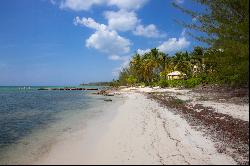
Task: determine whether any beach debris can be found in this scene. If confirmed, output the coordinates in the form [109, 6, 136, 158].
[148, 92, 249, 165]
[104, 98, 112, 101]
[104, 94, 115, 96]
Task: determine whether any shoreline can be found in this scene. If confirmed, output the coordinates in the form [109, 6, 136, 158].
[0, 91, 124, 165]
[31, 86, 248, 164]
[32, 93, 125, 165]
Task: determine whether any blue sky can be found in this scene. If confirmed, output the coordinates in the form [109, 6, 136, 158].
[0, 0, 204, 86]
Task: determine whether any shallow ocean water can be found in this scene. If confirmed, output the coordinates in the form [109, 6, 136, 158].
[0, 86, 116, 164]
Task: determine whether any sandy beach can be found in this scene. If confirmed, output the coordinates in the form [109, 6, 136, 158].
[32, 87, 249, 165]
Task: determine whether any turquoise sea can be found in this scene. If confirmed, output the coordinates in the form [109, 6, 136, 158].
[0, 86, 115, 164]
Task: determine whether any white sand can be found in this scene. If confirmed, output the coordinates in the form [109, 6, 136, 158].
[191, 100, 249, 121]
[34, 92, 236, 165]
[122, 87, 249, 121]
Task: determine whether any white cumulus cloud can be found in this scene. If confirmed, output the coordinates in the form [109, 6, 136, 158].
[104, 10, 139, 31]
[86, 30, 131, 55]
[157, 37, 190, 53]
[107, 0, 148, 10]
[133, 24, 166, 38]
[108, 54, 129, 61]
[108, 55, 122, 60]
[74, 17, 107, 30]
[104, 9, 165, 38]
[137, 48, 151, 55]
[59, 1, 165, 39]
[59, 0, 148, 11]
[74, 17, 131, 56]
[60, 0, 105, 11]
[136, 29, 190, 55]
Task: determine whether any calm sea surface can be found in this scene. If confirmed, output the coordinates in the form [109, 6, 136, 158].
[0, 86, 111, 164]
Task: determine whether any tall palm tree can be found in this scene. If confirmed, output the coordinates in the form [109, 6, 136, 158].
[158, 52, 168, 80]
[190, 46, 205, 75]
[171, 52, 192, 77]
[130, 53, 143, 82]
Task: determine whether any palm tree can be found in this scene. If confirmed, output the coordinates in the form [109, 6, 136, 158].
[130, 53, 143, 82]
[141, 58, 154, 84]
[170, 51, 192, 77]
[190, 46, 205, 75]
[158, 52, 168, 80]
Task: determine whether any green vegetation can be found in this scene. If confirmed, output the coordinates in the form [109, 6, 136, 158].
[113, 0, 249, 88]
[173, 0, 249, 86]
[158, 77, 203, 88]
[114, 47, 225, 88]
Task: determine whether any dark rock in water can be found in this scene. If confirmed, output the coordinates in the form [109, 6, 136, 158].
[77, 88, 85, 90]
[38, 87, 88, 91]
[86, 88, 98, 90]
[104, 94, 115, 96]
[38, 88, 49, 90]
[104, 99, 112, 102]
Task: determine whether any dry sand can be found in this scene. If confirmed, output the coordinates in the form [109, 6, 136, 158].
[34, 90, 238, 165]
[121, 87, 249, 121]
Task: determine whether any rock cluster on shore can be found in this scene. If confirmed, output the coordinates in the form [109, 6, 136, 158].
[93, 89, 116, 96]
[93, 89, 119, 102]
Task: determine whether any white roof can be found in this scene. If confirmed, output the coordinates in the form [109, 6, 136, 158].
[167, 71, 186, 76]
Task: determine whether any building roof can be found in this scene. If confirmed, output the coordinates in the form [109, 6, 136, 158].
[167, 71, 186, 76]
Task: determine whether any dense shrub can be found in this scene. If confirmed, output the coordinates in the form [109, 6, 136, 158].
[158, 77, 204, 88]
[158, 79, 185, 88]
[159, 79, 169, 87]
[138, 82, 146, 87]
[126, 76, 137, 85]
[184, 77, 203, 88]
[168, 80, 186, 87]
